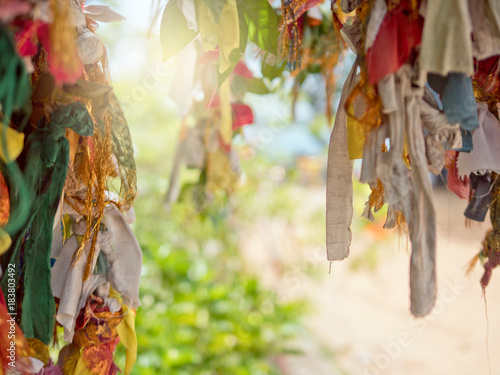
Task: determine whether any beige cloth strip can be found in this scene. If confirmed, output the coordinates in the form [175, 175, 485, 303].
[419, 0, 473, 76]
[469, 0, 500, 60]
[326, 60, 358, 261]
[359, 66, 437, 317]
[401, 70, 437, 317]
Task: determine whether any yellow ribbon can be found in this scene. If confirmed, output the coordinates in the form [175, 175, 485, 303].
[219, 79, 232, 145]
[116, 306, 137, 375]
[27, 338, 50, 366]
[0, 229, 11, 256]
[218, 0, 239, 73]
[346, 116, 365, 160]
[107, 287, 137, 375]
[0, 127, 24, 162]
[60, 345, 90, 375]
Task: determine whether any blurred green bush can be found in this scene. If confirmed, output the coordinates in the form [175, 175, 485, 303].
[122, 186, 304, 375]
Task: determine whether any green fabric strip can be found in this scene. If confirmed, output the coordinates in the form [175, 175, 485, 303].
[1, 102, 94, 344]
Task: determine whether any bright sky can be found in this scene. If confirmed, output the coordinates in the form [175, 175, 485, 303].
[85, 0, 163, 79]
[86, 0, 156, 32]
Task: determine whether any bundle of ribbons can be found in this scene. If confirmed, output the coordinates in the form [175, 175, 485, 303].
[0, 0, 140, 374]
[323, 0, 500, 316]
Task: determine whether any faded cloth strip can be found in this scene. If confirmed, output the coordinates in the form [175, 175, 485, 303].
[457, 103, 500, 178]
[52, 199, 142, 342]
[419, 0, 473, 76]
[364, 0, 387, 52]
[469, 0, 500, 60]
[419, 92, 462, 175]
[402, 69, 437, 317]
[326, 59, 358, 261]
[373, 67, 437, 316]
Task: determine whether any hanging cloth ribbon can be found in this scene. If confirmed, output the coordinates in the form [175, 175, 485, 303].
[1, 102, 94, 344]
[419, 0, 473, 76]
[326, 59, 358, 261]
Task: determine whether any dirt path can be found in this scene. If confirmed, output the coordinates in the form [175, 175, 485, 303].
[240, 185, 499, 375]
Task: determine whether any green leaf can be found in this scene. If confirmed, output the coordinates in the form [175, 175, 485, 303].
[261, 59, 285, 81]
[232, 75, 270, 99]
[237, 0, 279, 55]
[246, 77, 270, 95]
[160, 0, 199, 61]
[201, 0, 226, 23]
[216, 7, 248, 86]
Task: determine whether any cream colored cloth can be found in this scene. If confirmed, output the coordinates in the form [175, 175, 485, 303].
[359, 121, 388, 222]
[419, 89, 462, 175]
[102, 204, 142, 309]
[362, 66, 437, 317]
[457, 103, 500, 177]
[485, 0, 500, 32]
[420, 0, 473, 75]
[326, 60, 358, 261]
[76, 4, 125, 65]
[359, 123, 387, 185]
[469, 0, 500, 60]
[51, 221, 106, 342]
[340, 19, 362, 54]
[51, 202, 142, 342]
[365, 0, 387, 52]
[403, 70, 437, 317]
[375, 74, 412, 213]
[76, 27, 104, 65]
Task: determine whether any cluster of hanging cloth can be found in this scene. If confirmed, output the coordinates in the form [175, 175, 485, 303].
[0, 1, 140, 374]
[325, 0, 500, 317]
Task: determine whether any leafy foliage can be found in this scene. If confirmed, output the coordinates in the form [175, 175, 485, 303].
[201, 0, 226, 23]
[160, 0, 279, 85]
[160, 0, 198, 61]
[237, 0, 279, 55]
[125, 186, 304, 374]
